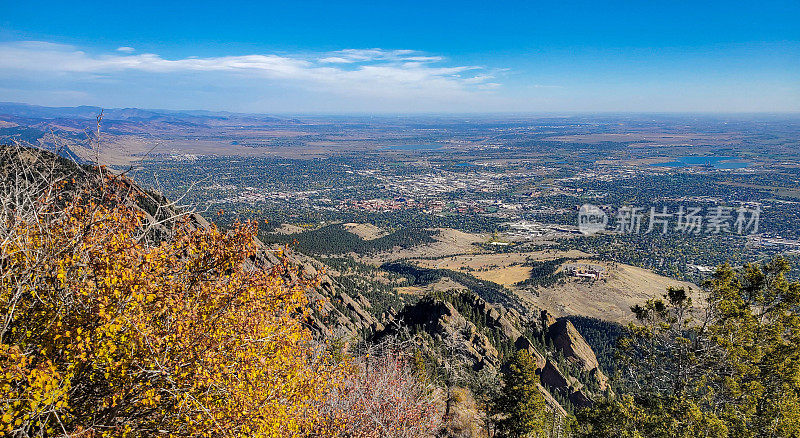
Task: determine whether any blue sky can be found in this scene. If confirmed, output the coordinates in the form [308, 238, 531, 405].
[1, 0, 798, 113]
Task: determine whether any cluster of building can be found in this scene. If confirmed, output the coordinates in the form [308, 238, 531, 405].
[340, 197, 500, 214]
[369, 170, 510, 199]
[343, 198, 421, 212]
[563, 263, 606, 281]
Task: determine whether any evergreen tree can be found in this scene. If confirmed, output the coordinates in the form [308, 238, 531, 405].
[495, 350, 549, 437]
[576, 257, 800, 438]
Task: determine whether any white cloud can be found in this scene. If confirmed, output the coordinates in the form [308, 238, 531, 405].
[317, 49, 444, 65]
[325, 48, 415, 62]
[317, 56, 355, 64]
[0, 41, 498, 101]
[116, 46, 135, 53]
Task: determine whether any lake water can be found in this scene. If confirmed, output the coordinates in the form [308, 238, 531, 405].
[651, 156, 752, 170]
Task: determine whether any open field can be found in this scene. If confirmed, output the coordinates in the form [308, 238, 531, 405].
[400, 244, 700, 323]
[471, 266, 533, 286]
[524, 262, 700, 323]
[273, 223, 309, 234]
[357, 228, 487, 264]
[396, 277, 468, 296]
[410, 250, 592, 286]
[377, 231, 699, 323]
[411, 250, 592, 270]
[343, 223, 387, 240]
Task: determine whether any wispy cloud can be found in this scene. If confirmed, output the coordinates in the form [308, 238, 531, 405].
[317, 49, 443, 64]
[0, 41, 500, 104]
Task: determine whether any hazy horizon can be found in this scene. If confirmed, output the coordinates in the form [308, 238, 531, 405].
[3, 101, 800, 119]
[1, 1, 798, 113]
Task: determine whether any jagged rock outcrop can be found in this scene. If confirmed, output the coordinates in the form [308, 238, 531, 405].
[568, 389, 593, 408]
[376, 298, 502, 370]
[540, 359, 595, 409]
[545, 315, 608, 390]
[459, 293, 545, 368]
[589, 368, 609, 392]
[540, 309, 557, 330]
[540, 359, 570, 390]
[548, 319, 600, 371]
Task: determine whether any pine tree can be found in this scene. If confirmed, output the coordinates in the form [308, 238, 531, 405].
[576, 258, 800, 438]
[495, 350, 549, 437]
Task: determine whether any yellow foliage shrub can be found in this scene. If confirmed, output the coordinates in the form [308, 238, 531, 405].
[0, 181, 343, 437]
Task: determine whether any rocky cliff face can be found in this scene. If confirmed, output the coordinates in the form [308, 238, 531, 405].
[375, 297, 501, 370]
[370, 291, 616, 417]
[548, 319, 601, 371]
[273, 249, 386, 337]
[249, 245, 611, 416]
[546, 318, 609, 391]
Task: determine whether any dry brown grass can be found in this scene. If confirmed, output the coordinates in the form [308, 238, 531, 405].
[521, 262, 700, 323]
[343, 222, 387, 240]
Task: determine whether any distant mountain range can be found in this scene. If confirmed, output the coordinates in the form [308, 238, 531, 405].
[0, 101, 294, 123]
